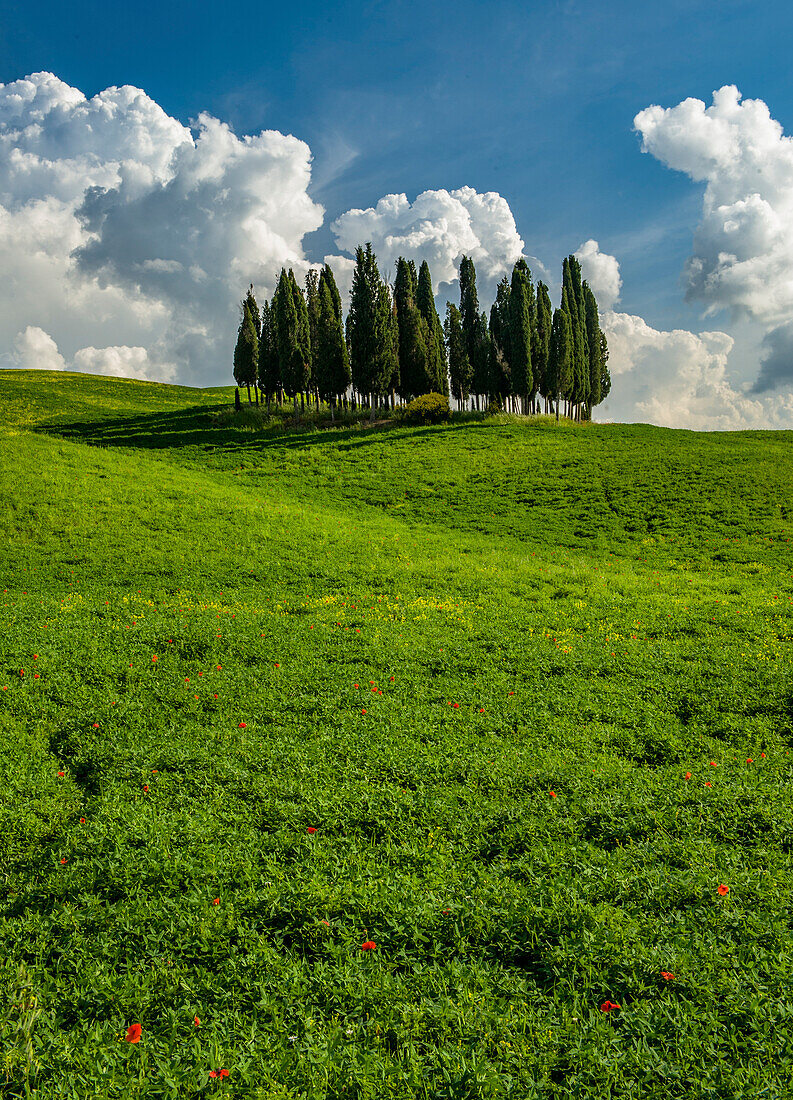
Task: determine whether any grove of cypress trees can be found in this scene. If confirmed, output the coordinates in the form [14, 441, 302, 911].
[508, 260, 532, 414]
[548, 306, 573, 421]
[416, 260, 448, 395]
[445, 302, 472, 408]
[233, 299, 259, 403]
[315, 265, 351, 419]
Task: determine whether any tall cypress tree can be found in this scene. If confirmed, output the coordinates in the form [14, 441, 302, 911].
[394, 256, 429, 400]
[315, 267, 351, 419]
[600, 331, 611, 404]
[548, 306, 573, 421]
[444, 302, 472, 407]
[488, 277, 512, 406]
[233, 299, 259, 403]
[258, 298, 280, 407]
[348, 243, 397, 419]
[245, 285, 261, 339]
[535, 282, 553, 413]
[416, 260, 447, 395]
[287, 270, 311, 411]
[508, 259, 532, 413]
[459, 256, 488, 408]
[582, 281, 603, 417]
[272, 268, 298, 403]
[305, 269, 321, 401]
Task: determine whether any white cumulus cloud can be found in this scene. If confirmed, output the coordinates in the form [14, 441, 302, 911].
[0, 72, 324, 384]
[634, 86, 793, 393]
[329, 187, 526, 300]
[574, 239, 622, 309]
[12, 325, 67, 371]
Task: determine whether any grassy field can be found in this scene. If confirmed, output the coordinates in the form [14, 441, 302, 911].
[1, 369, 792, 1099]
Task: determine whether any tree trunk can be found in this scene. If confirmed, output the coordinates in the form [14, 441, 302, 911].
[255, 386, 259, 406]
[555, 397, 560, 422]
[330, 397, 335, 423]
[246, 383, 251, 404]
[235, 387, 241, 411]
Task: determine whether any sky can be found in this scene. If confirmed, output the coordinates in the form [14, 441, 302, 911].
[2, 0, 793, 427]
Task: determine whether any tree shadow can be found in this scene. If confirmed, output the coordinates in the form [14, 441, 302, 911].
[32, 403, 517, 456]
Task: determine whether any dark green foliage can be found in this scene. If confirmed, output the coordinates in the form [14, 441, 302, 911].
[399, 391, 451, 423]
[444, 302, 472, 403]
[488, 279, 512, 401]
[583, 281, 603, 411]
[348, 243, 397, 405]
[600, 329, 611, 400]
[257, 298, 280, 401]
[535, 281, 553, 404]
[394, 257, 429, 400]
[315, 266, 351, 410]
[416, 261, 447, 395]
[232, 300, 258, 400]
[288, 269, 312, 396]
[459, 256, 490, 397]
[244, 284, 261, 340]
[305, 269, 321, 380]
[508, 259, 533, 408]
[549, 305, 573, 416]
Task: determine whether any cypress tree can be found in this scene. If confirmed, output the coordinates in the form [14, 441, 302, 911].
[315, 267, 351, 419]
[272, 268, 297, 405]
[488, 277, 512, 406]
[444, 302, 472, 407]
[245, 284, 261, 340]
[548, 306, 573, 421]
[305, 269, 321, 404]
[233, 299, 259, 403]
[258, 298, 280, 408]
[600, 331, 611, 403]
[582, 281, 603, 416]
[348, 243, 397, 420]
[535, 282, 552, 414]
[286, 269, 311, 414]
[459, 256, 488, 408]
[508, 260, 532, 413]
[394, 257, 429, 400]
[416, 260, 447, 395]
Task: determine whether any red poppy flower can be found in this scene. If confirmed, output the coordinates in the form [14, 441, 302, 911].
[717, 884, 729, 896]
[275, 663, 280, 667]
[80, 817, 86, 824]
[194, 1016, 200, 1027]
[710, 761, 718, 767]
[746, 758, 753, 764]
[220, 1070, 229, 1077]
[307, 827, 317, 833]
[453, 702, 459, 708]
[60, 857, 67, 864]
[58, 771, 65, 777]
[600, 1000, 620, 1012]
[705, 781, 712, 787]
[213, 898, 220, 905]
[152, 655, 158, 662]
[354, 683, 359, 688]
[209, 1070, 218, 1078]
[549, 790, 556, 798]
[661, 971, 675, 981]
[361, 940, 377, 950]
[761, 752, 766, 758]
[685, 772, 691, 779]
[361, 708, 366, 714]
[389, 676, 395, 681]
[239, 722, 246, 728]
[321, 920, 329, 925]
[143, 785, 149, 792]
[126, 1023, 142, 1043]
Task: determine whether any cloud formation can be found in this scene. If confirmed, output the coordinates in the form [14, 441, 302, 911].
[581, 241, 793, 428]
[635, 86, 793, 394]
[0, 71, 324, 383]
[329, 187, 526, 298]
[574, 239, 622, 309]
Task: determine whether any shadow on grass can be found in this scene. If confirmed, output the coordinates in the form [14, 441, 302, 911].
[32, 402, 559, 456]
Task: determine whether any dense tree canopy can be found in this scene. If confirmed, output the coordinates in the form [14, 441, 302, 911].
[234, 246, 611, 420]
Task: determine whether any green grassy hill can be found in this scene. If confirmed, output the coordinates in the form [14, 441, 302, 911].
[1, 369, 792, 1099]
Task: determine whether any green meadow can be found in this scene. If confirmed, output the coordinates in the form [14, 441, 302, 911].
[1, 369, 792, 1099]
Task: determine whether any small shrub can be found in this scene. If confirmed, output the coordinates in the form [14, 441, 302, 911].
[401, 393, 451, 424]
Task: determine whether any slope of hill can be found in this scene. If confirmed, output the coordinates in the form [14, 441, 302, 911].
[1, 370, 791, 1099]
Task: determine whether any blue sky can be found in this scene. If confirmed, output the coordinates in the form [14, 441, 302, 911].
[2, 0, 793, 425]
